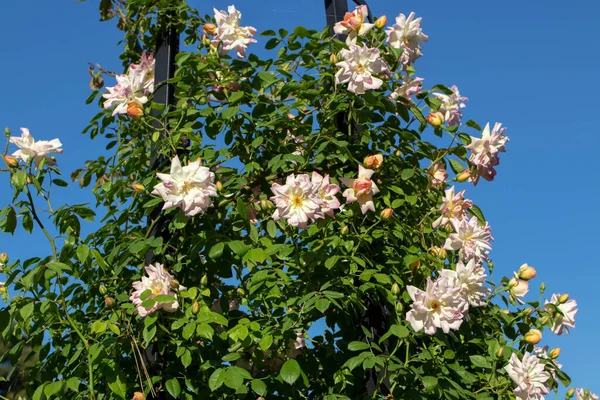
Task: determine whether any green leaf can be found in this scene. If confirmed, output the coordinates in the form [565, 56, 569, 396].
[209, 242, 225, 260]
[449, 159, 465, 174]
[4, 207, 17, 234]
[266, 220, 277, 238]
[251, 379, 267, 396]
[469, 355, 492, 369]
[44, 381, 64, 397]
[469, 204, 486, 223]
[224, 366, 246, 389]
[228, 91, 244, 104]
[245, 248, 267, 264]
[166, 378, 181, 398]
[401, 169, 415, 180]
[20, 301, 34, 320]
[228, 240, 250, 257]
[77, 244, 90, 263]
[181, 348, 192, 368]
[422, 376, 438, 391]
[107, 373, 127, 399]
[183, 323, 196, 340]
[209, 368, 225, 391]
[280, 359, 301, 385]
[348, 341, 370, 351]
[173, 211, 188, 229]
[316, 298, 330, 313]
[66, 377, 79, 391]
[325, 256, 340, 269]
[390, 324, 409, 338]
[22, 212, 33, 233]
[222, 106, 240, 120]
[466, 120, 482, 131]
[11, 171, 26, 190]
[259, 334, 273, 351]
[196, 323, 214, 340]
[257, 71, 277, 88]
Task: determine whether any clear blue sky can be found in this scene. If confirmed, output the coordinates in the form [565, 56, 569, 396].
[1, 0, 598, 394]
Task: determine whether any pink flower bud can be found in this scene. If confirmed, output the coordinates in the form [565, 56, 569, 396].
[380, 208, 393, 220]
[509, 274, 529, 299]
[558, 293, 569, 303]
[105, 297, 114, 307]
[427, 112, 444, 127]
[203, 23, 217, 35]
[3, 155, 18, 168]
[523, 329, 542, 345]
[456, 169, 471, 182]
[517, 264, 536, 281]
[216, 181, 223, 191]
[330, 53, 338, 65]
[131, 183, 145, 194]
[127, 102, 143, 119]
[549, 347, 561, 359]
[363, 154, 383, 169]
[133, 392, 145, 400]
[192, 301, 199, 314]
[375, 15, 387, 29]
[0, 253, 8, 265]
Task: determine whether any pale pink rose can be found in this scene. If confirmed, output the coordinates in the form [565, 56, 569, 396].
[406, 276, 468, 335]
[385, 12, 428, 65]
[544, 294, 578, 335]
[333, 5, 374, 45]
[270, 174, 323, 229]
[444, 216, 493, 262]
[440, 259, 490, 307]
[576, 389, 599, 400]
[466, 122, 509, 185]
[130, 263, 180, 317]
[509, 273, 529, 304]
[340, 165, 379, 214]
[152, 156, 217, 216]
[103, 69, 149, 116]
[9, 128, 63, 167]
[432, 85, 468, 127]
[311, 172, 341, 217]
[128, 51, 155, 94]
[335, 44, 390, 94]
[428, 161, 447, 187]
[504, 352, 550, 400]
[212, 6, 257, 59]
[390, 74, 423, 103]
[432, 186, 472, 229]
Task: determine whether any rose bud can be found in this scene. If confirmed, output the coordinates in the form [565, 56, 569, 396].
[517, 264, 536, 281]
[127, 102, 143, 119]
[523, 329, 542, 345]
[375, 15, 387, 29]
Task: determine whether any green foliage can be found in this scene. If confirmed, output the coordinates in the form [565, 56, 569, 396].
[0, 1, 582, 399]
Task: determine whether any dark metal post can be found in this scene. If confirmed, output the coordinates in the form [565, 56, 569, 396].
[145, 17, 181, 266]
[142, 15, 180, 400]
[323, 1, 389, 397]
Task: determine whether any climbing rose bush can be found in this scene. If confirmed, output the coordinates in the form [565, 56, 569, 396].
[0, 2, 595, 399]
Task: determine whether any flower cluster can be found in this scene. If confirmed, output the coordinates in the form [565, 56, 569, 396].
[406, 276, 468, 335]
[8, 128, 63, 167]
[444, 216, 493, 263]
[432, 85, 468, 126]
[152, 156, 218, 217]
[428, 161, 447, 187]
[270, 173, 341, 229]
[103, 51, 155, 117]
[335, 44, 390, 94]
[432, 186, 472, 229]
[466, 122, 509, 184]
[130, 264, 181, 317]
[385, 12, 428, 65]
[211, 6, 257, 59]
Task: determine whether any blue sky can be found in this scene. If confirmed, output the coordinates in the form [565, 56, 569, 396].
[1, 0, 599, 394]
